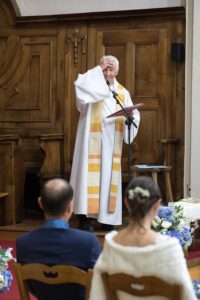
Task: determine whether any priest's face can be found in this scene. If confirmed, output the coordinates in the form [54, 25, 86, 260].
[103, 66, 118, 85]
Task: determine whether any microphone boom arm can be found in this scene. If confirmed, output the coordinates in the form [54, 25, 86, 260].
[107, 81, 137, 129]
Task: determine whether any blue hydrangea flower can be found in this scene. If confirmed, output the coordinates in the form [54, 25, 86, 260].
[0, 270, 13, 293]
[193, 279, 200, 299]
[152, 205, 193, 251]
[157, 207, 173, 220]
[0, 246, 14, 294]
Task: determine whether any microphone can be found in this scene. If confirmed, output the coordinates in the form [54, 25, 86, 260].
[106, 81, 118, 97]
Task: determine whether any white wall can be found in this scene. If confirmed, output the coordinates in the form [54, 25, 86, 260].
[189, 0, 200, 197]
[184, 0, 193, 196]
[11, 0, 185, 16]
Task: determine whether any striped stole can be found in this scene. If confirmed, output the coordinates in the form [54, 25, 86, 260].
[87, 84, 125, 214]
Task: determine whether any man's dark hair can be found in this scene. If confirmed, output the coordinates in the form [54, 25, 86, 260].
[40, 178, 73, 217]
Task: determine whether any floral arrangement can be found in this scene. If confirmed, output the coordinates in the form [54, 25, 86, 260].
[193, 279, 200, 299]
[152, 205, 193, 251]
[0, 246, 14, 293]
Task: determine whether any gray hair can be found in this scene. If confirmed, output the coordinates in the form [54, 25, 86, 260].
[99, 55, 119, 72]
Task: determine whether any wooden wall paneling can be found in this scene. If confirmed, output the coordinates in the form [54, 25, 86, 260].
[0, 26, 62, 177]
[21, 138, 44, 170]
[0, 135, 25, 225]
[63, 25, 88, 176]
[56, 27, 66, 132]
[0, 31, 57, 129]
[168, 20, 185, 199]
[87, 26, 98, 69]
[0, 35, 20, 79]
[39, 134, 64, 181]
[0, 1, 185, 212]
[87, 20, 129, 69]
[0, 0, 15, 26]
[125, 42, 135, 98]
[0, 30, 57, 129]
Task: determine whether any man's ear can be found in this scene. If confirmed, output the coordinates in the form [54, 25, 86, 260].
[67, 201, 73, 214]
[38, 196, 44, 210]
[65, 201, 73, 220]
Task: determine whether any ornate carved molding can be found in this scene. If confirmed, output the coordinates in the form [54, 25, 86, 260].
[66, 29, 86, 67]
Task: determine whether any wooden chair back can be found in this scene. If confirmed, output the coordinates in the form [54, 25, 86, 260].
[14, 263, 93, 300]
[101, 273, 182, 300]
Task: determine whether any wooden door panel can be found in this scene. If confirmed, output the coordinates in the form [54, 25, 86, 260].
[139, 110, 159, 162]
[135, 44, 158, 97]
[0, 34, 57, 128]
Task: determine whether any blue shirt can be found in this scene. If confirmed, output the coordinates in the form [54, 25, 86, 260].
[42, 219, 69, 229]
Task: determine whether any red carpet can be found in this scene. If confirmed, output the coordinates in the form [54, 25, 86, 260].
[188, 243, 200, 260]
[0, 240, 36, 300]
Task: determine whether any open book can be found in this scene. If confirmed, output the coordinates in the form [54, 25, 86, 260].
[106, 103, 144, 118]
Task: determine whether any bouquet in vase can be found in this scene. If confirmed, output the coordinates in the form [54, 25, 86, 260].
[193, 279, 200, 299]
[0, 246, 14, 293]
[152, 205, 193, 251]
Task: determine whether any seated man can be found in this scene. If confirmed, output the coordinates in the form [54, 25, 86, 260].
[16, 178, 101, 300]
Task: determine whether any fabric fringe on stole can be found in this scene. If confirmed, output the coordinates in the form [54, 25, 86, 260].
[108, 84, 124, 213]
[87, 100, 103, 214]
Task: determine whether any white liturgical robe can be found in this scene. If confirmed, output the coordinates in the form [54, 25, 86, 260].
[70, 66, 140, 225]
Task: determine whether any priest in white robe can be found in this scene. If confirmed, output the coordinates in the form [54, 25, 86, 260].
[70, 55, 140, 229]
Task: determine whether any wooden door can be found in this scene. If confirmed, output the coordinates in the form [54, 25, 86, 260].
[87, 18, 185, 199]
[93, 28, 170, 162]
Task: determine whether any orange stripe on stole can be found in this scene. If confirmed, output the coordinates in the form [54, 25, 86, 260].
[88, 155, 101, 159]
[88, 198, 99, 214]
[90, 123, 102, 132]
[108, 196, 117, 213]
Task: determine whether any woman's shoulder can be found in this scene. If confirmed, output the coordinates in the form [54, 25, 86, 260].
[155, 233, 180, 245]
[105, 230, 181, 252]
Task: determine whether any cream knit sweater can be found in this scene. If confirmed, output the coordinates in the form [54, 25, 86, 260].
[89, 231, 197, 300]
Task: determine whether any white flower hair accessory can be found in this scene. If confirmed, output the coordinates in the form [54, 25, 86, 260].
[128, 187, 150, 200]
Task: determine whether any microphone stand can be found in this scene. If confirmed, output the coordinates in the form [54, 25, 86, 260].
[107, 81, 137, 182]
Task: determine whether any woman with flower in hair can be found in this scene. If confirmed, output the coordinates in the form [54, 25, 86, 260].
[89, 176, 196, 300]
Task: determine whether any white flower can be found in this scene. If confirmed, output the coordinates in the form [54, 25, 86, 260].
[161, 220, 172, 229]
[128, 187, 150, 200]
[154, 216, 161, 224]
[152, 220, 158, 229]
[5, 248, 14, 261]
[152, 205, 193, 252]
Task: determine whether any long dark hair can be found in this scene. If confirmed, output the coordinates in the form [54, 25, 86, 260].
[125, 176, 160, 227]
